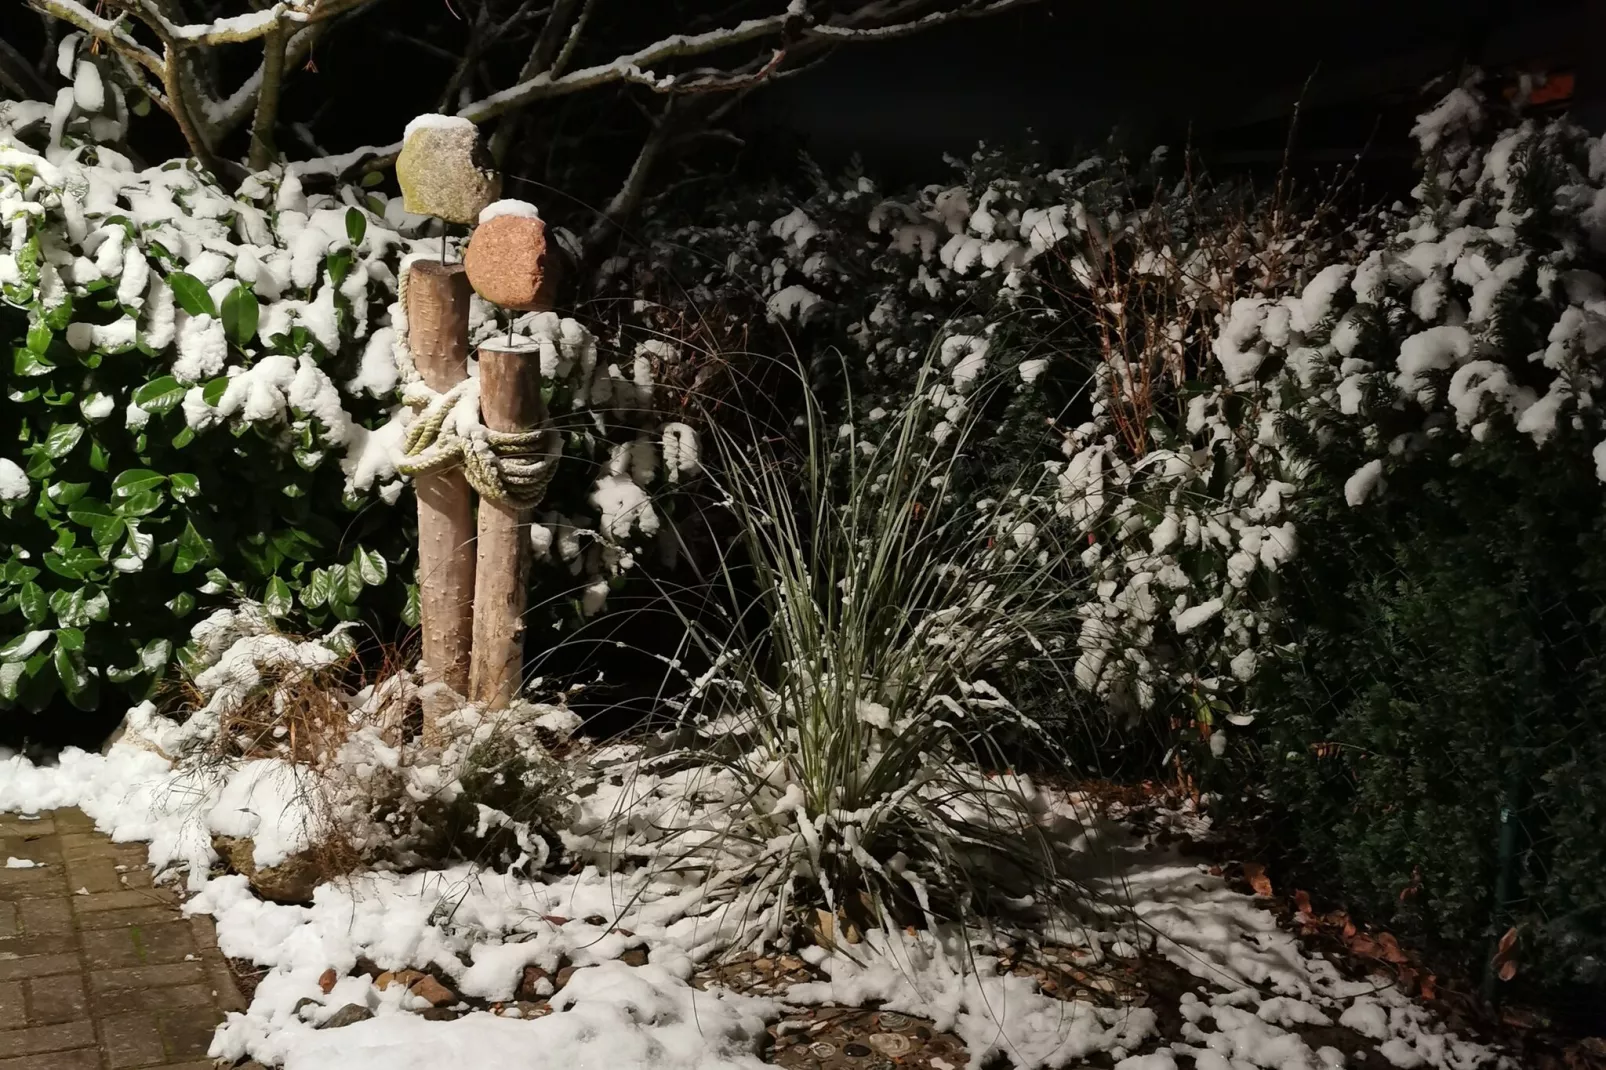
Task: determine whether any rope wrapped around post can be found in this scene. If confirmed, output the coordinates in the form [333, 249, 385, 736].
[396, 379, 562, 510]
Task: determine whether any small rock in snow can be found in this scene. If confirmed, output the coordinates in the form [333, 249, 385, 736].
[408, 974, 456, 1007]
[318, 1004, 376, 1029]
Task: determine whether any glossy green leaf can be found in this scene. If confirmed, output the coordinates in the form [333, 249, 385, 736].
[112, 469, 166, 498]
[168, 473, 200, 501]
[14, 345, 53, 376]
[220, 284, 259, 347]
[166, 271, 217, 317]
[18, 582, 47, 624]
[132, 376, 185, 414]
[355, 546, 387, 586]
[49, 481, 90, 507]
[65, 497, 111, 526]
[41, 423, 84, 459]
[345, 207, 366, 247]
[117, 489, 163, 517]
[264, 575, 293, 617]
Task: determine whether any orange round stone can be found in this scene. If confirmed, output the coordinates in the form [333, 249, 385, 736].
[464, 215, 556, 311]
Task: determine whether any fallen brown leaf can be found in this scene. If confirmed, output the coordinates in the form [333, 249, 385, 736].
[318, 968, 337, 994]
[1377, 932, 1408, 965]
[1293, 890, 1313, 917]
[1242, 862, 1273, 897]
[1499, 959, 1518, 982]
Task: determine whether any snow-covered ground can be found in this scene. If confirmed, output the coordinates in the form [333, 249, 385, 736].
[0, 734, 1507, 1070]
[0, 606, 1506, 1070]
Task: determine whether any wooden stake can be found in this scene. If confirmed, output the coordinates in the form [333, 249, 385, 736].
[406, 261, 475, 743]
[468, 345, 546, 709]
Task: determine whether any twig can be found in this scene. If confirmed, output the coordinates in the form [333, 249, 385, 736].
[248, 23, 286, 170]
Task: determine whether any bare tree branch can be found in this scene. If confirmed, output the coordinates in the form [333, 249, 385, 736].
[213, 25, 319, 136]
[30, 0, 1036, 196]
[247, 23, 286, 170]
[488, 0, 590, 163]
[584, 96, 712, 253]
[28, 0, 162, 76]
[0, 35, 53, 100]
[460, 0, 1038, 122]
[547, 0, 595, 78]
[161, 45, 224, 173]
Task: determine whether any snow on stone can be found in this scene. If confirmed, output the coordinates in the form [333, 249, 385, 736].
[478, 199, 540, 224]
[403, 113, 477, 140]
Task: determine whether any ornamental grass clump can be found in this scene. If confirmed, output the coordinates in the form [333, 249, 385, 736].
[631, 349, 1097, 944]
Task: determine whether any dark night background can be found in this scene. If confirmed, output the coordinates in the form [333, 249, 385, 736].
[8, 0, 1606, 214]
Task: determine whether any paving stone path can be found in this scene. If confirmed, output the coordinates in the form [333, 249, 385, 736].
[0, 809, 243, 1070]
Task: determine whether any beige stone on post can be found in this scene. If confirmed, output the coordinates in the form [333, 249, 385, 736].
[395, 115, 501, 225]
[464, 201, 557, 310]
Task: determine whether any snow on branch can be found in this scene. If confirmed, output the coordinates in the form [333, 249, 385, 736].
[30, 0, 162, 75]
[461, 0, 1039, 121]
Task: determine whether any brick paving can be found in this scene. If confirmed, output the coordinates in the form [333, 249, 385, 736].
[0, 809, 244, 1069]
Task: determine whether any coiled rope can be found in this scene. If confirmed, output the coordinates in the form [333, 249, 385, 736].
[391, 257, 560, 510]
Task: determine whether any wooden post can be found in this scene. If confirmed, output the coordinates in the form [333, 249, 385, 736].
[468, 345, 546, 709]
[406, 261, 476, 742]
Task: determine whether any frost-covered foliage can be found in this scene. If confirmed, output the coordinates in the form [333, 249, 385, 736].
[0, 78, 700, 714]
[617, 75, 1606, 756]
[614, 148, 1360, 744]
[0, 91, 415, 712]
[1238, 77, 1606, 993]
[126, 601, 581, 879]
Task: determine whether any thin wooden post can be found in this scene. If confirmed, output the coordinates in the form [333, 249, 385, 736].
[468, 345, 546, 709]
[406, 261, 475, 742]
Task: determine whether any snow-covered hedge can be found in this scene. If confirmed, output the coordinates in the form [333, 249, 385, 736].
[615, 146, 1344, 736]
[0, 56, 699, 714]
[614, 76, 1606, 749]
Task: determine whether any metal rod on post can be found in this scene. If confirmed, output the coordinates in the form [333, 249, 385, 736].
[406, 261, 476, 743]
[468, 345, 545, 709]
